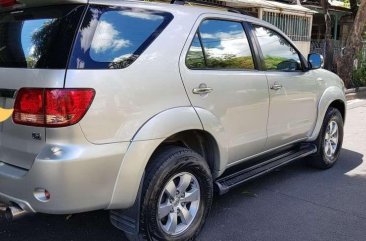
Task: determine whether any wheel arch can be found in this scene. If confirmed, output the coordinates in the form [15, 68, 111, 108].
[147, 130, 221, 177]
[308, 86, 346, 142]
[329, 99, 346, 121]
[108, 107, 226, 209]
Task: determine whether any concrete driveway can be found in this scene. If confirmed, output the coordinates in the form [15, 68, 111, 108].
[1, 100, 366, 241]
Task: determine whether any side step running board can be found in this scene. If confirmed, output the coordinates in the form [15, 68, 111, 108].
[215, 144, 317, 195]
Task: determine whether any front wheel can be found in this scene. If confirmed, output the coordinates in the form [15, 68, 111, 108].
[140, 146, 213, 241]
[308, 107, 344, 169]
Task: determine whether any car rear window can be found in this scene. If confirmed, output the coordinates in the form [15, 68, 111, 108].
[0, 5, 85, 69]
[69, 6, 173, 69]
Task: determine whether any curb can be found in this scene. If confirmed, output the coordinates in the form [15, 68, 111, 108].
[346, 87, 366, 101]
[345, 87, 366, 94]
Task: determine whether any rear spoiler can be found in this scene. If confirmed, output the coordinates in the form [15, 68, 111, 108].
[0, 0, 88, 12]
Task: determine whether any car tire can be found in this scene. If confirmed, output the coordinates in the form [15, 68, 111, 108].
[308, 107, 344, 169]
[140, 146, 213, 241]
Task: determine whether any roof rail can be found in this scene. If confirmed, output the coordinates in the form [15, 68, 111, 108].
[170, 0, 186, 5]
[227, 9, 242, 14]
[170, 0, 251, 16]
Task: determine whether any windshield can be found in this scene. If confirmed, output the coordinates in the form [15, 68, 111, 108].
[0, 5, 85, 69]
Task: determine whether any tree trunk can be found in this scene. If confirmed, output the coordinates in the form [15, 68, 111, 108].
[321, 0, 333, 70]
[337, 0, 366, 88]
[350, 0, 358, 16]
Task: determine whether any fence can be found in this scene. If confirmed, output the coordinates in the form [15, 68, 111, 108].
[310, 40, 366, 71]
[310, 40, 343, 57]
[310, 39, 342, 72]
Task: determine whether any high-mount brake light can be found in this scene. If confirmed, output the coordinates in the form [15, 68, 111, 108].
[13, 88, 95, 127]
[0, 0, 16, 7]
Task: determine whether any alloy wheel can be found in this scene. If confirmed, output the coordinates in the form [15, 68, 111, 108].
[157, 172, 201, 236]
[324, 120, 339, 158]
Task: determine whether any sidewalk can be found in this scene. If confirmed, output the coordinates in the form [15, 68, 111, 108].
[347, 98, 366, 109]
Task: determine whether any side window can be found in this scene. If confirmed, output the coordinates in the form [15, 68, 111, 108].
[186, 33, 206, 69]
[90, 10, 166, 65]
[70, 6, 173, 69]
[186, 19, 255, 70]
[253, 26, 302, 71]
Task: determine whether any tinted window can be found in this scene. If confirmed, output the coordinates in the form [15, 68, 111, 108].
[186, 33, 206, 69]
[70, 6, 173, 69]
[0, 5, 84, 69]
[186, 19, 255, 70]
[254, 26, 302, 71]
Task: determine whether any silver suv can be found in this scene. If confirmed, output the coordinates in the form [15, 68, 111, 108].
[0, 0, 346, 240]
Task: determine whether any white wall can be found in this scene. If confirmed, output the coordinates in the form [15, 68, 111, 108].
[293, 41, 311, 57]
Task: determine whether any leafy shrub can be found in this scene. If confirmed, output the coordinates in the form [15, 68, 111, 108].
[352, 54, 366, 87]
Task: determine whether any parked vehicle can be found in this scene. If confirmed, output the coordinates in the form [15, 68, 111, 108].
[0, 0, 346, 240]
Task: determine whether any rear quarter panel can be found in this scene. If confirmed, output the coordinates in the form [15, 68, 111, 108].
[65, 5, 199, 144]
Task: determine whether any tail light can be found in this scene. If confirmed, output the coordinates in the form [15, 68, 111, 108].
[13, 88, 95, 127]
[0, 0, 16, 7]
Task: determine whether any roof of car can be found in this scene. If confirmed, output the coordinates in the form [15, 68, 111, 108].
[0, 0, 274, 31]
[89, 0, 264, 23]
[0, 0, 261, 23]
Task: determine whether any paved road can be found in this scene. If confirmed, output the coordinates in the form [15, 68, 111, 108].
[1, 100, 366, 241]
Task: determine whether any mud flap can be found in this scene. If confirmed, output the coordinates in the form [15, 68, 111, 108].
[110, 174, 144, 241]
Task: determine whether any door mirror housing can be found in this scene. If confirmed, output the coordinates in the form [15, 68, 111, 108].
[308, 53, 324, 69]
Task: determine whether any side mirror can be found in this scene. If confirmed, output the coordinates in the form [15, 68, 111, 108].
[308, 53, 324, 69]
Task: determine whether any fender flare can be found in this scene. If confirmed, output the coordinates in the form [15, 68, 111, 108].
[194, 107, 229, 175]
[308, 86, 346, 141]
[108, 107, 228, 209]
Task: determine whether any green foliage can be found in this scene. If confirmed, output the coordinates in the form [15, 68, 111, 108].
[352, 53, 366, 87]
[343, 0, 351, 8]
[25, 57, 36, 68]
[186, 53, 255, 69]
[186, 50, 205, 69]
[31, 20, 56, 60]
[352, 66, 366, 87]
[206, 55, 254, 69]
[263, 56, 287, 70]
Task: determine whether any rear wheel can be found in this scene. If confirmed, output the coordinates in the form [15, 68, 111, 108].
[308, 107, 344, 169]
[140, 146, 213, 241]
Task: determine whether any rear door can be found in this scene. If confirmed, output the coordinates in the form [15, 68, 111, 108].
[180, 16, 269, 165]
[0, 5, 84, 169]
[251, 25, 318, 149]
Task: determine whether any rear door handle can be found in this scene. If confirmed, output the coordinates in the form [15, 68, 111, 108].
[193, 86, 213, 95]
[270, 82, 283, 90]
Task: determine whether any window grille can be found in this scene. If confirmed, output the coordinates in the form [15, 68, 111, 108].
[262, 11, 312, 42]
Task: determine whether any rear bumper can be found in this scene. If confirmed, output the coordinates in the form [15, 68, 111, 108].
[0, 140, 129, 214]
